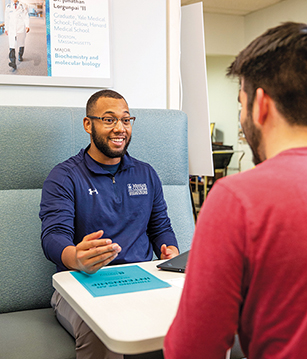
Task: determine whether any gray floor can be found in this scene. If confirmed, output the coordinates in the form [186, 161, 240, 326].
[0, 16, 47, 76]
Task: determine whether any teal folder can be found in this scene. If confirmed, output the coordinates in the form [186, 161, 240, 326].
[71, 265, 171, 297]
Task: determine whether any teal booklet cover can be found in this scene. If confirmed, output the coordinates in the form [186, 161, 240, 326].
[71, 265, 171, 297]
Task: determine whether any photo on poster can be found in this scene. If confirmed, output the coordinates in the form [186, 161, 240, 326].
[0, 0, 112, 87]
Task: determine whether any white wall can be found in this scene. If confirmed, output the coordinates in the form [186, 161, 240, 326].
[202, 0, 307, 173]
[0, 1, 4, 22]
[205, 55, 254, 173]
[203, 15, 252, 172]
[245, 0, 307, 44]
[206, 55, 237, 146]
[204, 13, 244, 56]
[0, 0, 168, 109]
[167, 0, 181, 110]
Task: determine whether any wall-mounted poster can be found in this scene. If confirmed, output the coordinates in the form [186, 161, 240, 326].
[0, 0, 112, 87]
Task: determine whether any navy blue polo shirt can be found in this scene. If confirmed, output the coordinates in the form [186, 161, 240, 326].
[40, 149, 178, 271]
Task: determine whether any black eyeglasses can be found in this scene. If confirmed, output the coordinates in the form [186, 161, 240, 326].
[87, 116, 135, 128]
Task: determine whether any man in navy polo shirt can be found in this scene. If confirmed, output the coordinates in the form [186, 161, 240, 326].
[40, 89, 179, 359]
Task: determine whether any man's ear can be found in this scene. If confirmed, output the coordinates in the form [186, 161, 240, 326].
[83, 117, 92, 135]
[253, 88, 269, 126]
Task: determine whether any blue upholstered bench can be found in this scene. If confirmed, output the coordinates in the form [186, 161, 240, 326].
[0, 106, 194, 359]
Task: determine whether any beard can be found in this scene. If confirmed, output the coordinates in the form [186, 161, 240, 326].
[241, 111, 264, 166]
[91, 123, 131, 159]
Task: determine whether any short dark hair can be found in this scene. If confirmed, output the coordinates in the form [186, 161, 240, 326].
[227, 22, 307, 126]
[86, 89, 128, 116]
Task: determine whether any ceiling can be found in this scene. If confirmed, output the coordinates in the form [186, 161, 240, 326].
[181, 0, 285, 16]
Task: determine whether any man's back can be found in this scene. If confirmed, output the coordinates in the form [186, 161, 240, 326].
[223, 147, 307, 358]
[165, 147, 307, 358]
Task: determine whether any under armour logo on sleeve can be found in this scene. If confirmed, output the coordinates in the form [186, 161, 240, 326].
[88, 188, 98, 195]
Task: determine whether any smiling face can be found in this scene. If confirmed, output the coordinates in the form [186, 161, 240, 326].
[84, 97, 132, 164]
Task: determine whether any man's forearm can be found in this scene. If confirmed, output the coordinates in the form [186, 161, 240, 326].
[61, 245, 78, 270]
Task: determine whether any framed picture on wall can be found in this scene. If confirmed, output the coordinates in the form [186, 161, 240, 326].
[0, 0, 112, 87]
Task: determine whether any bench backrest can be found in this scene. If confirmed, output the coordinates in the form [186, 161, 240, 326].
[0, 106, 194, 313]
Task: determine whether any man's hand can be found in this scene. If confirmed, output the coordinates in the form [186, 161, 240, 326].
[160, 244, 179, 260]
[62, 230, 121, 274]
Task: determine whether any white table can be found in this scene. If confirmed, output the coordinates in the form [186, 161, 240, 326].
[52, 260, 185, 355]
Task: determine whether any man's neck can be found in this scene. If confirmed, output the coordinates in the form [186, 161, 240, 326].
[265, 122, 307, 160]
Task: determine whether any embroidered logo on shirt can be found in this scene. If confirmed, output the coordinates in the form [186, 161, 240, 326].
[88, 188, 98, 195]
[127, 183, 148, 196]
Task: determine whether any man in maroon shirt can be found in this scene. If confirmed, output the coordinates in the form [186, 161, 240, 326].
[164, 22, 307, 359]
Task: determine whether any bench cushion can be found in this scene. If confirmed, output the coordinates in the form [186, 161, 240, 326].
[0, 189, 56, 313]
[0, 106, 88, 190]
[163, 185, 194, 253]
[0, 308, 75, 359]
